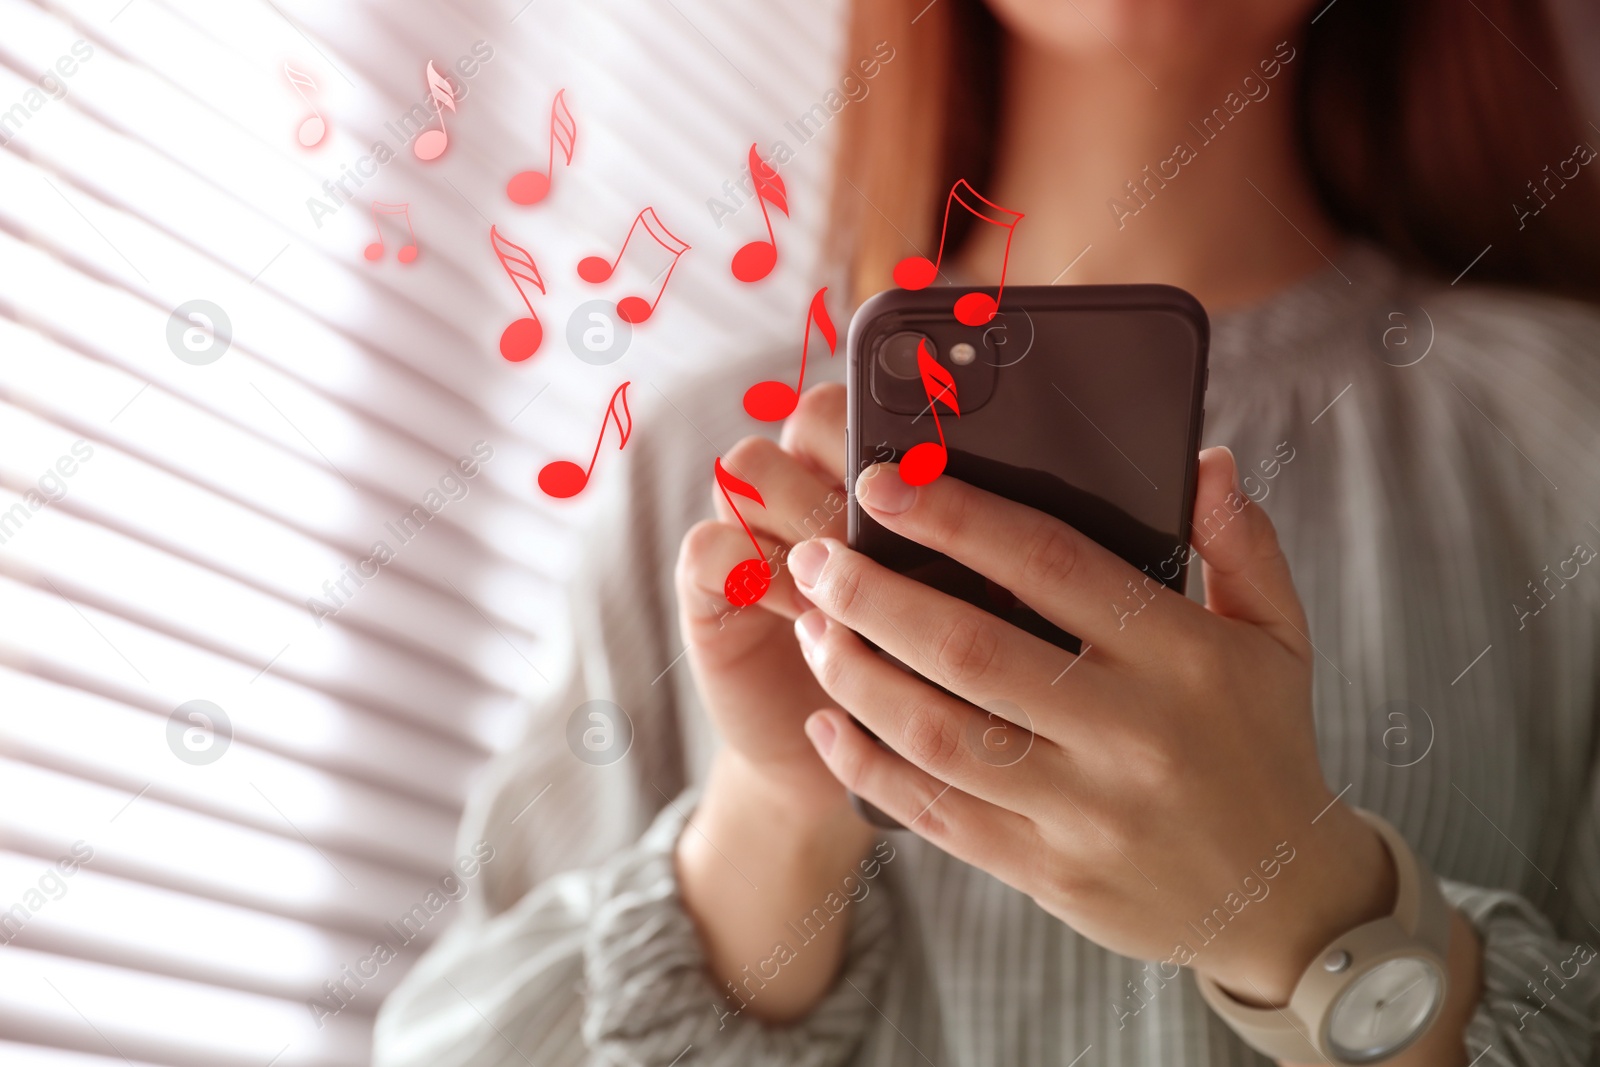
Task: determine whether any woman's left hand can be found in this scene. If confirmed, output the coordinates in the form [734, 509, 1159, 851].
[788, 447, 1396, 1006]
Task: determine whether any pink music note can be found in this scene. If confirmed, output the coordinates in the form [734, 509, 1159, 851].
[490, 225, 546, 362]
[413, 62, 455, 162]
[715, 458, 771, 607]
[893, 179, 1024, 326]
[731, 144, 787, 283]
[284, 63, 327, 148]
[538, 382, 632, 499]
[507, 90, 576, 206]
[900, 339, 959, 486]
[577, 208, 691, 324]
[744, 287, 835, 421]
[363, 202, 419, 264]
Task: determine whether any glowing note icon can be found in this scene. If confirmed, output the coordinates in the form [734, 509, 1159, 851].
[538, 382, 632, 498]
[490, 226, 546, 362]
[413, 61, 455, 162]
[285, 63, 327, 148]
[731, 144, 787, 283]
[715, 458, 771, 607]
[744, 287, 835, 421]
[364, 202, 418, 264]
[893, 179, 1024, 326]
[901, 339, 959, 486]
[507, 90, 576, 206]
[577, 207, 690, 324]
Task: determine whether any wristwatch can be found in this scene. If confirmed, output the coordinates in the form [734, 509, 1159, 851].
[1197, 811, 1451, 1065]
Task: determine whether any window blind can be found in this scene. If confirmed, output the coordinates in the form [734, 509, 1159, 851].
[0, 0, 840, 1062]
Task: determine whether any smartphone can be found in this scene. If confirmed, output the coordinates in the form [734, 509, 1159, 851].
[845, 284, 1209, 827]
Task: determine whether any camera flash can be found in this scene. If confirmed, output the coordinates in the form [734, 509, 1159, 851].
[950, 342, 976, 365]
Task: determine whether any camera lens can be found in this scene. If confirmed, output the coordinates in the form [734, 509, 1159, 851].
[877, 331, 932, 380]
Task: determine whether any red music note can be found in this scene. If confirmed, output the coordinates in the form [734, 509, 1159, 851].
[364, 201, 418, 264]
[490, 225, 546, 362]
[715, 458, 771, 607]
[413, 61, 455, 161]
[901, 339, 959, 486]
[744, 287, 835, 421]
[284, 63, 326, 148]
[577, 208, 691, 324]
[893, 179, 1024, 326]
[538, 382, 632, 499]
[507, 90, 576, 206]
[731, 144, 787, 283]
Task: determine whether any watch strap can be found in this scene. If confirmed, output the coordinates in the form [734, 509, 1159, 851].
[1196, 810, 1450, 1064]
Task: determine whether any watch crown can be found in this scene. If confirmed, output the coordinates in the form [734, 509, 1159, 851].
[1322, 949, 1351, 973]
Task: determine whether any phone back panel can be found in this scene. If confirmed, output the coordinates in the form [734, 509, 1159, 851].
[847, 284, 1209, 652]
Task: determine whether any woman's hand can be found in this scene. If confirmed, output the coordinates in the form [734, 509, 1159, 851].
[674, 383, 862, 820]
[673, 385, 879, 1025]
[788, 448, 1397, 1006]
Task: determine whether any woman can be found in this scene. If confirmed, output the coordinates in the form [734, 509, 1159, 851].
[375, 0, 1600, 1063]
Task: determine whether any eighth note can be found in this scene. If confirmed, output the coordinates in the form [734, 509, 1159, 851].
[284, 63, 327, 148]
[364, 201, 418, 264]
[730, 144, 787, 283]
[577, 207, 691, 324]
[413, 61, 456, 162]
[901, 339, 959, 486]
[490, 225, 546, 362]
[714, 458, 771, 607]
[538, 382, 632, 499]
[489, 225, 547, 363]
[894, 179, 1024, 326]
[744, 287, 835, 421]
[507, 90, 577, 206]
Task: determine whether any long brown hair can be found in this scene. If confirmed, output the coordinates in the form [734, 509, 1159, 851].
[833, 0, 1600, 307]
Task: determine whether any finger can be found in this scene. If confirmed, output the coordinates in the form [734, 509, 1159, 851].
[715, 435, 849, 546]
[803, 707, 1037, 873]
[853, 462, 1191, 654]
[786, 537, 1095, 715]
[778, 383, 848, 486]
[1191, 447, 1310, 655]
[676, 520, 802, 625]
[795, 608, 1055, 807]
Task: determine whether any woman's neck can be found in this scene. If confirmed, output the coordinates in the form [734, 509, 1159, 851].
[956, 30, 1346, 312]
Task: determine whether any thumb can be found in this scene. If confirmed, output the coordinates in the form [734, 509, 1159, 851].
[1190, 446, 1309, 654]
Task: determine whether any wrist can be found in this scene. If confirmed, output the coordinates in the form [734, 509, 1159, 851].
[682, 749, 874, 888]
[676, 749, 878, 1024]
[1204, 803, 1397, 1006]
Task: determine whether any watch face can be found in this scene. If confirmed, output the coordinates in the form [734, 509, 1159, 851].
[1326, 958, 1444, 1064]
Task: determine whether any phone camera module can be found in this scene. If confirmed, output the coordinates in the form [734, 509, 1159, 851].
[877, 331, 931, 381]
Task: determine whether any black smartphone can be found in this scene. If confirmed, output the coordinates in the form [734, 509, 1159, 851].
[845, 284, 1209, 827]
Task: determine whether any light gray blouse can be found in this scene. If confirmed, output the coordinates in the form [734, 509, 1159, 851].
[373, 242, 1600, 1066]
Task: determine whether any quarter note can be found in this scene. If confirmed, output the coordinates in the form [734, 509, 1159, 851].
[363, 201, 419, 264]
[577, 207, 691, 324]
[714, 458, 771, 607]
[743, 287, 835, 421]
[893, 179, 1024, 326]
[284, 63, 327, 148]
[538, 382, 632, 499]
[413, 61, 455, 162]
[490, 225, 546, 362]
[507, 90, 576, 206]
[900, 339, 959, 486]
[731, 144, 787, 283]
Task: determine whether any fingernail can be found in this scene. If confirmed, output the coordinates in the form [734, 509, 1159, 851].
[1219, 445, 1241, 495]
[805, 712, 836, 757]
[788, 538, 830, 588]
[795, 610, 826, 653]
[857, 466, 915, 514]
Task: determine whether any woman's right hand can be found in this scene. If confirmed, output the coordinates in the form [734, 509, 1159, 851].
[674, 383, 860, 820]
[673, 383, 885, 1025]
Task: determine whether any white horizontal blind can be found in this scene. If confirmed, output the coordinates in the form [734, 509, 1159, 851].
[0, 0, 840, 1063]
